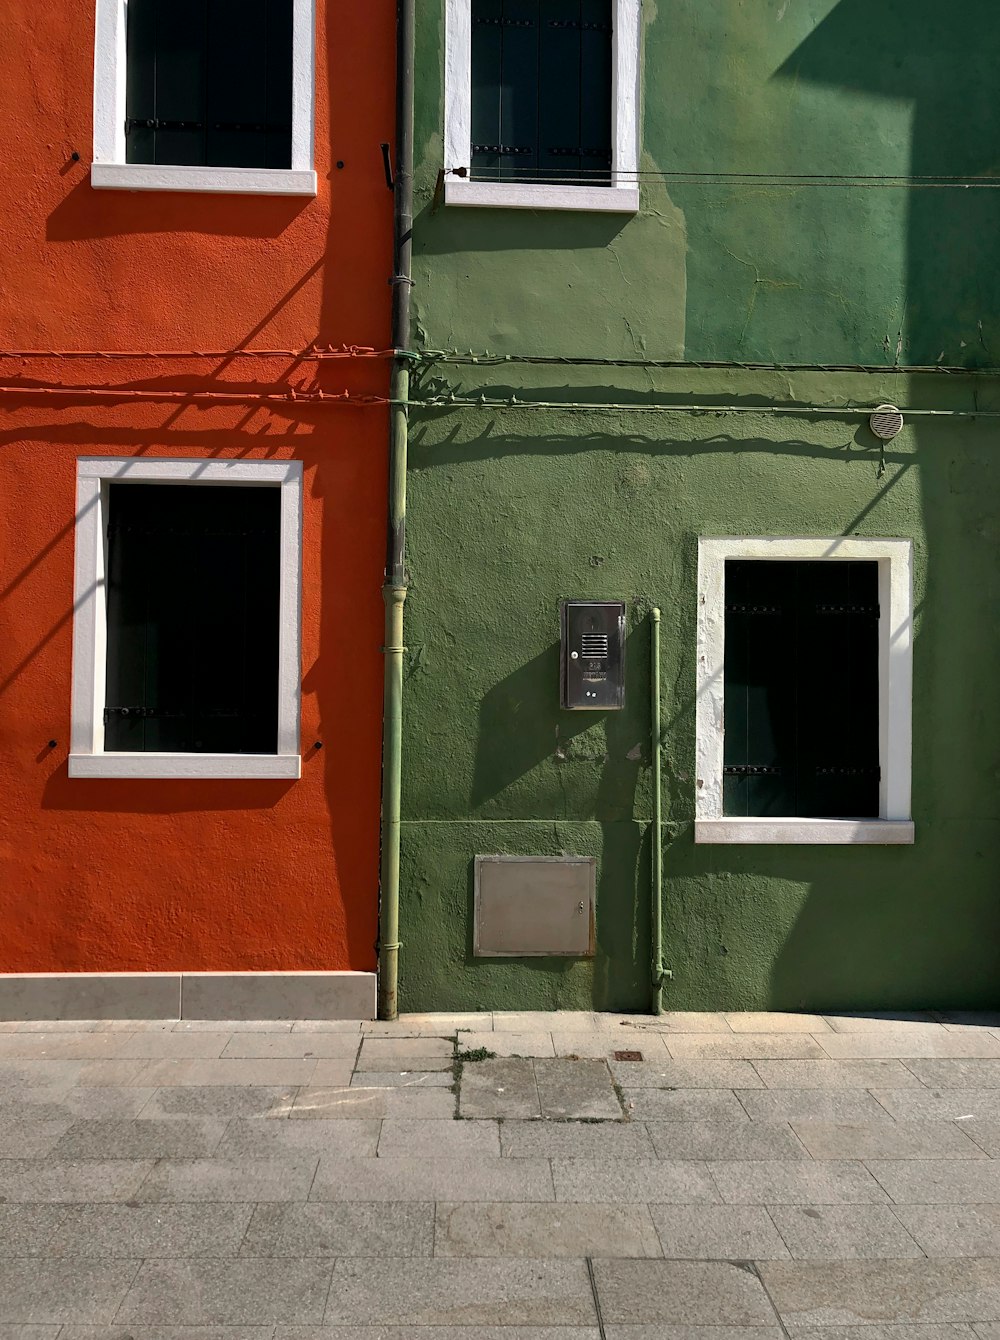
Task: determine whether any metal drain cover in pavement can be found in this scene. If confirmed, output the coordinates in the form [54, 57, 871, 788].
[614, 1050, 643, 1062]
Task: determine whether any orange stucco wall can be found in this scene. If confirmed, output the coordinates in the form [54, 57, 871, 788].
[0, 3, 393, 971]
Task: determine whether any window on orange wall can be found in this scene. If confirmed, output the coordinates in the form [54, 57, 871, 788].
[124, 0, 293, 169]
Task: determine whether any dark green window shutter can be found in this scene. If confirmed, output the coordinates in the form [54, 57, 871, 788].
[723, 560, 880, 819]
[125, 0, 292, 169]
[104, 484, 281, 755]
[470, 0, 612, 185]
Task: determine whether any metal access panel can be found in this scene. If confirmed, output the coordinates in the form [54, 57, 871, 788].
[560, 600, 626, 709]
[474, 856, 596, 958]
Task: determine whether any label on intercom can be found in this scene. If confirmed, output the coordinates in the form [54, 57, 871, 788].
[560, 600, 626, 709]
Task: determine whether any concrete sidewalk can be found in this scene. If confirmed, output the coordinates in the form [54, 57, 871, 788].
[0, 1008, 999, 1333]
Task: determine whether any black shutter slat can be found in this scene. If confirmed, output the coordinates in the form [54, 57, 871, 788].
[208, 0, 268, 168]
[500, 0, 540, 182]
[265, 0, 294, 169]
[578, 0, 613, 179]
[537, 0, 579, 180]
[125, 0, 157, 164]
[722, 561, 751, 817]
[748, 563, 796, 817]
[153, 0, 208, 165]
[104, 485, 280, 756]
[471, 0, 504, 179]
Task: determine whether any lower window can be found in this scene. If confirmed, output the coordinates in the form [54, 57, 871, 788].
[695, 537, 914, 845]
[70, 459, 302, 779]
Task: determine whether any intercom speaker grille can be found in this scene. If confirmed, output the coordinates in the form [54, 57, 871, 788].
[869, 404, 904, 441]
[581, 633, 609, 658]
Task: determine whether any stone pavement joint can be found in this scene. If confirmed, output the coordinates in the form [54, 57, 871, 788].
[1, 1009, 1000, 1329]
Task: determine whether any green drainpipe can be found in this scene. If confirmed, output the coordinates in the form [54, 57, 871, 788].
[650, 608, 670, 1013]
[378, 0, 415, 1021]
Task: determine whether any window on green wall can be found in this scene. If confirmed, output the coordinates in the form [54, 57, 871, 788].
[470, 0, 613, 185]
[124, 0, 293, 169]
[722, 560, 881, 819]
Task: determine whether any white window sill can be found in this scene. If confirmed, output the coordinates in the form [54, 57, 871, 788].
[444, 179, 639, 214]
[90, 163, 318, 197]
[69, 753, 301, 780]
[695, 818, 915, 846]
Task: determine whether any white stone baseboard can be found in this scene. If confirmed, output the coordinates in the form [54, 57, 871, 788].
[0, 971, 376, 1021]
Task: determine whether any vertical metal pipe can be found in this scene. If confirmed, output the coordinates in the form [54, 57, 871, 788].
[378, 0, 415, 1021]
[650, 608, 664, 1014]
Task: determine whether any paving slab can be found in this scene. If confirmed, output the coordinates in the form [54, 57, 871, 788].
[893, 1204, 1000, 1257]
[117, 1259, 332, 1325]
[323, 1257, 596, 1326]
[551, 1029, 670, 1059]
[61, 1328, 275, 1339]
[591, 1259, 778, 1326]
[551, 1158, 719, 1204]
[785, 1327, 976, 1340]
[939, 1012, 1000, 1030]
[349, 1069, 452, 1087]
[47, 1202, 254, 1257]
[0, 1034, 132, 1060]
[357, 1036, 455, 1061]
[768, 1205, 924, 1258]
[0, 1158, 153, 1202]
[0, 1257, 141, 1325]
[645, 1120, 808, 1161]
[603, 1328, 786, 1340]
[493, 1011, 598, 1031]
[600, 1012, 734, 1034]
[711, 1160, 889, 1205]
[823, 1013, 939, 1033]
[214, 1116, 379, 1158]
[738, 1089, 896, 1124]
[275, 1330, 600, 1340]
[76, 1059, 155, 1087]
[240, 1200, 433, 1257]
[116, 1033, 233, 1059]
[667, 1034, 828, 1060]
[350, 1056, 454, 1073]
[139, 1085, 294, 1118]
[500, 1120, 656, 1160]
[458, 1059, 540, 1118]
[0, 1204, 67, 1255]
[871, 1089, 1000, 1123]
[759, 1259, 1000, 1326]
[906, 1060, 1000, 1089]
[611, 1059, 764, 1089]
[867, 1159, 1000, 1204]
[289, 1086, 455, 1119]
[0, 1117, 71, 1157]
[435, 1200, 661, 1257]
[963, 1122, 1000, 1157]
[366, 1011, 489, 1032]
[136, 1059, 319, 1087]
[310, 1155, 554, 1203]
[791, 1121, 986, 1161]
[534, 1058, 622, 1119]
[0, 1060, 85, 1087]
[221, 1034, 362, 1060]
[648, 1203, 791, 1259]
[0, 1087, 157, 1121]
[51, 1118, 227, 1160]
[753, 1060, 922, 1089]
[621, 1088, 751, 1122]
[727, 1013, 832, 1034]
[461, 1030, 555, 1058]
[137, 1156, 318, 1202]
[818, 1033, 1000, 1060]
[377, 1116, 500, 1157]
[174, 1020, 295, 1032]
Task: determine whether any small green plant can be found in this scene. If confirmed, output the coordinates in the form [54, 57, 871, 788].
[455, 1045, 496, 1063]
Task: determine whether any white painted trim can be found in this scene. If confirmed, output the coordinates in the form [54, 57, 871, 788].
[92, 0, 316, 196]
[695, 536, 914, 844]
[443, 0, 641, 214]
[70, 458, 302, 781]
[695, 819, 915, 846]
[90, 164, 317, 195]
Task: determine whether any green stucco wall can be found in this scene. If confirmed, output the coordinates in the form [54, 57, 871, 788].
[399, 0, 1000, 1011]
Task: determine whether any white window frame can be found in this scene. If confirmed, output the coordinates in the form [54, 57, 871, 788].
[91, 0, 317, 196]
[444, 0, 640, 213]
[69, 458, 302, 780]
[695, 536, 915, 846]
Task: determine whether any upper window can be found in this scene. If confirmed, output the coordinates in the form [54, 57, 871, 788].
[695, 537, 914, 846]
[70, 459, 302, 780]
[91, 0, 316, 195]
[444, 0, 640, 212]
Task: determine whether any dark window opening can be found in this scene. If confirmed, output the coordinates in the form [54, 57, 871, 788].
[470, 0, 613, 185]
[723, 560, 880, 819]
[125, 0, 293, 169]
[104, 483, 281, 754]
